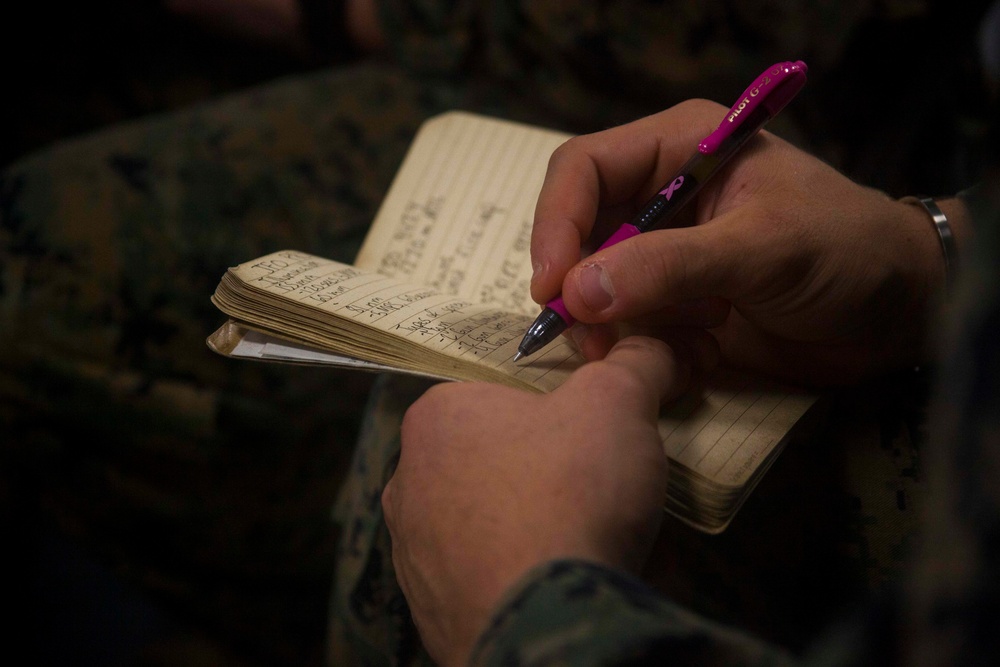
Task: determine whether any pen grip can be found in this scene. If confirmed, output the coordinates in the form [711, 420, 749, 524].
[596, 222, 643, 251]
[543, 223, 642, 327]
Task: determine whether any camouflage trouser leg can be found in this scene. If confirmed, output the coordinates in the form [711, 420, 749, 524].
[327, 374, 438, 666]
[0, 62, 504, 664]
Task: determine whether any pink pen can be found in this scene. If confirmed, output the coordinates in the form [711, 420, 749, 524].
[514, 60, 809, 362]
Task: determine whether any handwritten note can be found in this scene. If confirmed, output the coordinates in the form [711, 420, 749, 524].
[355, 111, 570, 316]
[214, 250, 581, 392]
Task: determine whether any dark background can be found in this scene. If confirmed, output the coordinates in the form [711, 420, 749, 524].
[2, 2, 342, 171]
[5, 3, 993, 194]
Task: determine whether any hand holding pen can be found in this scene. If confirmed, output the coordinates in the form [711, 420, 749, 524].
[520, 60, 955, 385]
[515, 61, 808, 362]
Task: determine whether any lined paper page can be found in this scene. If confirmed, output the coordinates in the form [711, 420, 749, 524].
[658, 369, 815, 487]
[355, 111, 570, 315]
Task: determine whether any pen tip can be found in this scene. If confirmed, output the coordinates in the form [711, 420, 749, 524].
[513, 351, 524, 363]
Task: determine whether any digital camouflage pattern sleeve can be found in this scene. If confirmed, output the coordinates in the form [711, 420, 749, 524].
[472, 560, 797, 667]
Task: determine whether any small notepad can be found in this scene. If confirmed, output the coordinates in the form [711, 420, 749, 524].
[208, 111, 818, 533]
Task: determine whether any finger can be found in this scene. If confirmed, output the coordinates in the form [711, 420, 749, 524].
[614, 325, 721, 378]
[381, 478, 397, 532]
[559, 208, 777, 322]
[563, 336, 692, 413]
[568, 318, 724, 374]
[638, 327, 722, 374]
[565, 322, 619, 360]
[530, 100, 728, 304]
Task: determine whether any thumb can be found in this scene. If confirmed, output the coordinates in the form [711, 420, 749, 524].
[560, 336, 692, 413]
[559, 213, 765, 323]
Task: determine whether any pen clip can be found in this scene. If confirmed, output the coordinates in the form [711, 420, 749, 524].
[698, 60, 808, 155]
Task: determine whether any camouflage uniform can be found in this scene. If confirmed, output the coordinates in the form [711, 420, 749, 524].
[0, 1, 992, 665]
[0, 62, 525, 664]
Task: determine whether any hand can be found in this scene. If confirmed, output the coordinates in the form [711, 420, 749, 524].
[382, 337, 688, 666]
[531, 100, 967, 386]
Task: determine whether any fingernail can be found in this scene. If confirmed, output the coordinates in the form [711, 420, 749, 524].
[531, 260, 544, 283]
[579, 263, 614, 312]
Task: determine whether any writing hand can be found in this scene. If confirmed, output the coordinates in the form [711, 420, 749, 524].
[382, 336, 688, 666]
[531, 100, 968, 386]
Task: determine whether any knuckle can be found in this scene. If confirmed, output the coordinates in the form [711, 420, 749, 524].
[548, 135, 588, 169]
[600, 362, 650, 397]
[381, 482, 395, 524]
[676, 97, 727, 116]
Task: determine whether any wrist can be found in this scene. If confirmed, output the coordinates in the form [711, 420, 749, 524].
[899, 195, 970, 293]
[934, 196, 973, 266]
[887, 194, 972, 369]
